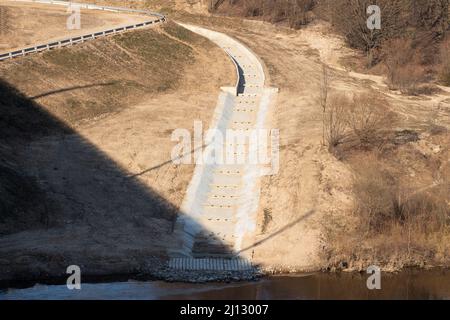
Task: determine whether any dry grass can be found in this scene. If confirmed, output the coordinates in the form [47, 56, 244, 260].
[0, 22, 197, 124]
[324, 91, 395, 155]
[383, 39, 426, 95]
[440, 38, 450, 86]
[325, 132, 450, 271]
[352, 154, 449, 233]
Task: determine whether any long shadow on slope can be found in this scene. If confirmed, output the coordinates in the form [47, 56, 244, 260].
[29, 82, 118, 99]
[237, 210, 315, 255]
[0, 78, 241, 285]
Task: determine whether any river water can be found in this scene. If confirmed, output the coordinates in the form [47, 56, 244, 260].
[1, 270, 449, 300]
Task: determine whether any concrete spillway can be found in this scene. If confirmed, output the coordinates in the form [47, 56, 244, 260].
[169, 24, 278, 270]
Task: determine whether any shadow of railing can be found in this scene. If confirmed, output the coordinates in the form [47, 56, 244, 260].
[30, 82, 118, 99]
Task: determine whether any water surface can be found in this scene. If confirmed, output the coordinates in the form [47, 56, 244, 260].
[1, 270, 449, 300]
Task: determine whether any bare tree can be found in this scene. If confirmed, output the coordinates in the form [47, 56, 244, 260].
[328, 0, 406, 66]
[440, 37, 450, 85]
[383, 38, 425, 94]
[345, 93, 394, 149]
[325, 93, 348, 149]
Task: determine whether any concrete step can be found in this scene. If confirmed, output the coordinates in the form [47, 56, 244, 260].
[210, 173, 242, 185]
[236, 99, 258, 105]
[204, 196, 240, 207]
[199, 209, 235, 220]
[230, 120, 254, 127]
[196, 231, 236, 243]
[214, 166, 244, 175]
[234, 107, 256, 113]
[195, 234, 235, 246]
[238, 93, 260, 98]
[192, 242, 234, 256]
[196, 220, 235, 233]
[207, 187, 241, 197]
[168, 258, 253, 271]
[242, 83, 264, 90]
[231, 112, 256, 122]
[199, 216, 236, 225]
[198, 218, 235, 228]
[207, 193, 239, 201]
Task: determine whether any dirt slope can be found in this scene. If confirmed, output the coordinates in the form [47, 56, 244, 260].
[0, 5, 234, 282]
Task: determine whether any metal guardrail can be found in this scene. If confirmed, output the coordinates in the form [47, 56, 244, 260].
[0, 0, 166, 61]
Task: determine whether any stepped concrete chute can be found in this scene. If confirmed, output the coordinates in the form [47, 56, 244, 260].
[0, 0, 166, 61]
[169, 24, 278, 270]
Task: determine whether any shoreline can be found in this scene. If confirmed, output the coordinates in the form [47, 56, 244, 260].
[2, 262, 448, 291]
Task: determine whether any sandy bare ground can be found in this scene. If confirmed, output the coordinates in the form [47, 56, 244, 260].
[0, 0, 151, 52]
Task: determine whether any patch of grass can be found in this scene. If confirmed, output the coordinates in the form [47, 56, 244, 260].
[114, 28, 193, 63]
[162, 21, 196, 43]
[43, 49, 98, 72]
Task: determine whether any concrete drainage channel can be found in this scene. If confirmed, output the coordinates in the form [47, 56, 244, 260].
[169, 24, 278, 273]
[0, 0, 165, 61]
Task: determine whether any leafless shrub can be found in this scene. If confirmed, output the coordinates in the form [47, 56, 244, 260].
[325, 93, 348, 149]
[383, 39, 426, 94]
[440, 38, 450, 86]
[345, 93, 394, 148]
[352, 156, 396, 233]
[410, 0, 449, 36]
[284, 0, 315, 28]
[352, 156, 450, 234]
[324, 91, 394, 152]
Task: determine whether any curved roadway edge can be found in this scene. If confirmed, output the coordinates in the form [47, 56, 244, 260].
[0, 0, 166, 61]
[170, 23, 278, 271]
